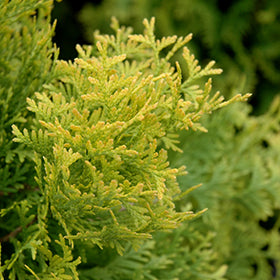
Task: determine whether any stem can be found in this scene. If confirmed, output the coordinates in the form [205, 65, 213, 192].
[0, 216, 37, 242]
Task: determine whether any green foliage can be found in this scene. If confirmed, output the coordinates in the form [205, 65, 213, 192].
[171, 99, 280, 279]
[0, 0, 251, 277]
[0, 0, 79, 279]
[76, 3, 280, 277]
[7, 0, 280, 279]
[0, 0, 58, 195]
[12, 15, 248, 257]
[78, 0, 280, 113]
[78, 223, 227, 280]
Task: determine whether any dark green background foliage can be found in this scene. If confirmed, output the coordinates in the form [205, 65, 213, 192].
[1, 0, 280, 279]
[171, 100, 280, 279]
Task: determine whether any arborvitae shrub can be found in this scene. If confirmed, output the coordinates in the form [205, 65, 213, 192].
[6, 0, 280, 279]
[78, 0, 280, 113]
[171, 99, 280, 279]
[0, 0, 58, 195]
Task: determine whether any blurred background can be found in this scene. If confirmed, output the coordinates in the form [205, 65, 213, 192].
[52, 0, 280, 114]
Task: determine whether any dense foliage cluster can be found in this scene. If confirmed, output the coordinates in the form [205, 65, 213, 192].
[1, 0, 279, 279]
[78, 0, 280, 113]
[171, 100, 280, 279]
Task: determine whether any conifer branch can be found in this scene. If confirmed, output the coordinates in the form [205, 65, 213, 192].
[0, 216, 37, 242]
[1, 2, 254, 278]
